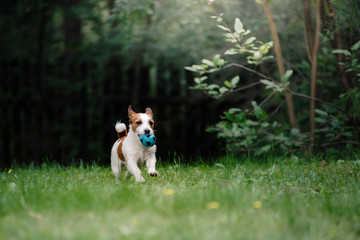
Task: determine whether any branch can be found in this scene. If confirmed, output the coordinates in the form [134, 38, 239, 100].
[231, 82, 262, 92]
[215, 62, 348, 116]
[266, 99, 287, 119]
[223, 63, 275, 81]
[288, 90, 347, 113]
[221, 63, 347, 115]
[259, 91, 276, 108]
[321, 141, 360, 147]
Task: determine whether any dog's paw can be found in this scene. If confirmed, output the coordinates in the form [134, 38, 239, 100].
[149, 171, 158, 177]
[136, 176, 145, 183]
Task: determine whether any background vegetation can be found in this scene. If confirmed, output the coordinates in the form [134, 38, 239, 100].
[0, 0, 359, 167]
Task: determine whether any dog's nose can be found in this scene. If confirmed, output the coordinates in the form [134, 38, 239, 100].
[144, 129, 151, 135]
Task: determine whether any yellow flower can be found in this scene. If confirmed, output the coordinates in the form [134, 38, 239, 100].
[207, 201, 220, 209]
[28, 211, 43, 220]
[132, 219, 140, 226]
[253, 200, 262, 209]
[164, 189, 175, 196]
[8, 169, 13, 173]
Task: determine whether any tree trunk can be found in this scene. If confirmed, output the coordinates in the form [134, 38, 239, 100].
[310, 0, 321, 147]
[260, 0, 299, 130]
[321, 0, 350, 91]
[303, 0, 315, 63]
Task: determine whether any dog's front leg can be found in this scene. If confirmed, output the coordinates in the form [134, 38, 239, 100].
[146, 155, 158, 177]
[126, 160, 145, 182]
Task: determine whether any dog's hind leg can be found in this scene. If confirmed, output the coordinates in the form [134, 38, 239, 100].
[111, 157, 122, 183]
[111, 143, 122, 182]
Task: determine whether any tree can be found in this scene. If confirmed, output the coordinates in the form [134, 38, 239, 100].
[257, 0, 299, 130]
[186, 0, 360, 155]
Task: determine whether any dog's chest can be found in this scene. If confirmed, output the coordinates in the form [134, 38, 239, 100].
[133, 147, 153, 163]
[121, 138, 155, 163]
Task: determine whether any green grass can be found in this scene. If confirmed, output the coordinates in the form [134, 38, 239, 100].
[1, 155, 360, 240]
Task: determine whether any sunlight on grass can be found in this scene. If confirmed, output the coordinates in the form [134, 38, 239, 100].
[1, 155, 360, 239]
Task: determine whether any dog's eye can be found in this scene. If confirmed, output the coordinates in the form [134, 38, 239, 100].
[136, 121, 142, 125]
[149, 121, 153, 126]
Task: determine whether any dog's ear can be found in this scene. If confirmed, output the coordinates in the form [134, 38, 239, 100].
[145, 107, 153, 118]
[128, 105, 136, 119]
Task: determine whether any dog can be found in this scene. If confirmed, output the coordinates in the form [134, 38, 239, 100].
[111, 105, 158, 182]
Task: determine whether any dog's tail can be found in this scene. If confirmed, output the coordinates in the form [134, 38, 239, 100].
[115, 121, 127, 139]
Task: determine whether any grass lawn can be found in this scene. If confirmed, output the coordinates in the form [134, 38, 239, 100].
[1, 155, 360, 239]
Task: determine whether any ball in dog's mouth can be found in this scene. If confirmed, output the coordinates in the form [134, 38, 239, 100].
[139, 134, 156, 147]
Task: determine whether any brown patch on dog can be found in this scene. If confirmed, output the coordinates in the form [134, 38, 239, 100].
[128, 105, 155, 132]
[148, 119, 154, 129]
[117, 128, 128, 139]
[128, 105, 139, 132]
[128, 115, 142, 133]
[117, 138, 126, 162]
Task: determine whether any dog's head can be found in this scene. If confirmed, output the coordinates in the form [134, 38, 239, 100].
[128, 105, 155, 136]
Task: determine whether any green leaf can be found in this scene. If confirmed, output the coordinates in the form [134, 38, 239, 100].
[235, 113, 246, 123]
[246, 119, 259, 126]
[224, 112, 234, 121]
[315, 109, 328, 117]
[200, 64, 209, 70]
[200, 76, 208, 81]
[244, 37, 256, 45]
[234, 18, 243, 33]
[208, 91, 219, 96]
[342, 131, 353, 137]
[262, 56, 274, 61]
[184, 66, 197, 72]
[225, 49, 238, 55]
[202, 59, 214, 67]
[290, 128, 299, 136]
[225, 48, 239, 55]
[259, 44, 269, 55]
[315, 117, 326, 123]
[332, 49, 351, 56]
[218, 59, 226, 66]
[219, 87, 228, 94]
[351, 40, 360, 51]
[194, 77, 207, 84]
[243, 29, 251, 35]
[281, 69, 293, 83]
[224, 81, 233, 88]
[252, 101, 267, 119]
[251, 101, 258, 108]
[217, 25, 231, 32]
[228, 108, 242, 114]
[230, 76, 240, 86]
[213, 54, 221, 65]
[260, 145, 271, 152]
[260, 79, 277, 89]
[208, 84, 219, 90]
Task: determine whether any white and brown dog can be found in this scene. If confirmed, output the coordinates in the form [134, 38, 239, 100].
[111, 105, 158, 182]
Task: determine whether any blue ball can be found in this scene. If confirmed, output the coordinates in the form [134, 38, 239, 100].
[139, 134, 156, 147]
